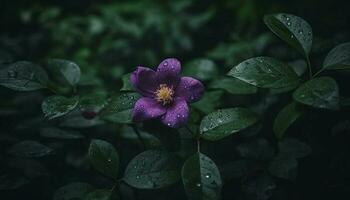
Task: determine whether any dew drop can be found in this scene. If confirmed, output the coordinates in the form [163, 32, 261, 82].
[286, 17, 290, 21]
[205, 173, 211, 179]
[107, 158, 112, 162]
[290, 35, 294, 39]
[196, 183, 201, 187]
[287, 22, 291, 26]
[136, 175, 140, 179]
[298, 30, 303, 35]
[164, 61, 168, 66]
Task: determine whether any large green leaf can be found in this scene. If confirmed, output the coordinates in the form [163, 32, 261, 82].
[0, 61, 48, 91]
[100, 92, 140, 124]
[183, 58, 218, 81]
[209, 77, 257, 94]
[47, 59, 81, 86]
[53, 182, 93, 200]
[123, 150, 180, 189]
[268, 154, 298, 180]
[200, 108, 259, 141]
[323, 42, 350, 70]
[7, 140, 53, 158]
[42, 95, 79, 119]
[181, 153, 222, 200]
[278, 138, 311, 158]
[228, 57, 299, 90]
[236, 138, 275, 160]
[88, 139, 119, 180]
[293, 76, 339, 110]
[264, 13, 313, 57]
[273, 102, 305, 139]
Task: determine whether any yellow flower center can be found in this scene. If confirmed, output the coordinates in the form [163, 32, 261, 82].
[155, 84, 174, 105]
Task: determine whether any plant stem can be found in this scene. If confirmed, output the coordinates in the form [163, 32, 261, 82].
[131, 125, 146, 149]
[306, 56, 312, 79]
[197, 138, 201, 153]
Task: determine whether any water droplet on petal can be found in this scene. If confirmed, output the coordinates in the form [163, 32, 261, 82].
[164, 61, 168, 66]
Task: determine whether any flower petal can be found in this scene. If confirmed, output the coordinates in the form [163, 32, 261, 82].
[132, 97, 166, 122]
[175, 77, 204, 103]
[156, 58, 181, 87]
[161, 98, 189, 128]
[130, 66, 158, 97]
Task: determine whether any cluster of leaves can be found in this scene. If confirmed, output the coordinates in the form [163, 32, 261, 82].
[1, 4, 350, 200]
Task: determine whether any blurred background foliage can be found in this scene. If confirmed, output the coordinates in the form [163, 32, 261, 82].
[0, 0, 350, 200]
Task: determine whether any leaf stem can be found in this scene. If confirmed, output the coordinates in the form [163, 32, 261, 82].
[312, 68, 324, 78]
[131, 125, 146, 149]
[306, 56, 312, 79]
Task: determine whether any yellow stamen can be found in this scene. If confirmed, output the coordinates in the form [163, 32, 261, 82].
[155, 84, 174, 105]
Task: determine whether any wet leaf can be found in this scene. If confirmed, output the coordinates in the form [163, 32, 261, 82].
[100, 92, 140, 124]
[200, 108, 259, 141]
[42, 95, 79, 119]
[209, 77, 257, 94]
[120, 73, 134, 91]
[123, 150, 180, 189]
[264, 13, 313, 57]
[278, 138, 311, 158]
[0, 61, 48, 91]
[88, 139, 119, 179]
[181, 152, 222, 200]
[293, 76, 339, 109]
[268, 154, 298, 180]
[85, 189, 116, 200]
[323, 42, 350, 70]
[228, 57, 299, 91]
[47, 59, 81, 86]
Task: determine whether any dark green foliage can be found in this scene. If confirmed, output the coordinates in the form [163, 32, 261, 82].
[1, 1, 350, 200]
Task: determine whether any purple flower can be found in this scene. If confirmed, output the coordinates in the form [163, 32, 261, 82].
[131, 58, 204, 128]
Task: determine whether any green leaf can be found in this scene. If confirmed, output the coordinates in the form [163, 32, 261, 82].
[40, 127, 84, 139]
[42, 95, 79, 119]
[183, 58, 218, 81]
[228, 57, 300, 91]
[236, 138, 275, 160]
[47, 59, 81, 86]
[200, 108, 259, 141]
[100, 92, 140, 124]
[0, 174, 29, 190]
[53, 182, 93, 200]
[264, 13, 313, 57]
[293, 76, 339, 110]
[192, 91, 223, 114]
[123, 150, 180, 189]
[120, 73, 134, 91]
[273, 102, 305, 139]
[88, 139, 119, 179]
[323, 42, 350, 70]
[278, 138, 311, 158]
[79, 91, 107, 112]
[268, 154, 298, 180]
[85, 189, 116, 200]
[7, 140, 53, 158]
[209, 77, 257, 94]
[181, 153, 222, 200]
[0, 61, 48, 91]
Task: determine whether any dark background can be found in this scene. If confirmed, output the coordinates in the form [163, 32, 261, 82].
[1, 0, 350, 200]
